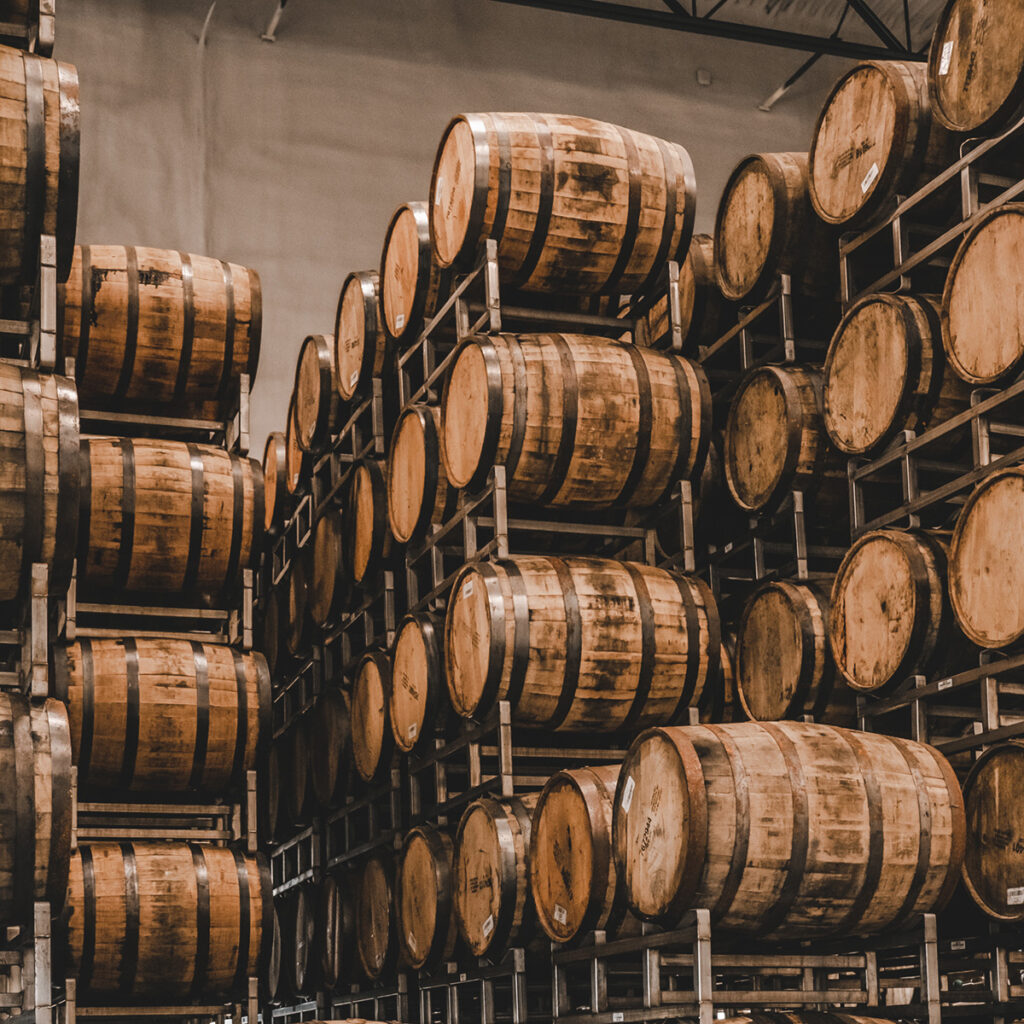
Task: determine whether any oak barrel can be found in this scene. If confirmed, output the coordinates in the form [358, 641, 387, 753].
[77, 438, 262, 597]
[961, 741, 1024, 920]
[380, 201, 452, 345]
[0, 362, 79, 600]
[0, 45, 78, 285]
[810, 61, 956, 227]
[441, 333, 711, 503]
[941, 204, 1024, 384]
[724, 364, 843, 513]
[735, 579, 853, 724]
[266, 744, 282, 841]
[927, 0, 1024, 135]
[356, 851, 397, 981]
[830, 529, 953, 692]
[261, 585, 284, 677]
[430, 112, 696, 295]
[387, 405, 456, 545]
[285, 553, 311, 657]
[715, 152, 836, 302]
[52, 638, 270, 793]
[613, 722, 965, 937]
[294, 333, 340, 452]
[453, 793, 538, 957]
[310, 689, 351, 810]
[58, 245, 261, 406]
[263, 431, 288, 532]
[396, 824, 457, 970]
[345, 460, 392, 586]
[309, 505, 349, 628]
[319, 872, 356, 991]
[351, 651, 394, 783]
[949, 467, 1024, 648]
[530, 763, 636, 944]
[65, 841, 272, 999]
[445, 557, 720, 732]
[390, 612, 443, 754]
[824, 293, 969, 455]
[285, 393, 307, 496]
[283, 717, 313, 827]
[335, 270, 388, 403]
[263, 902, 281, 1001]
[0, 694, 70, 926]
[294, 885, 319, 995]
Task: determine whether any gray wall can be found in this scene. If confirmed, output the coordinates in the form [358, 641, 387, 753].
[58, 0, 849, 451]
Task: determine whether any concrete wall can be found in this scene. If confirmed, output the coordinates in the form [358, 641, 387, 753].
[58, 0, 849, 451]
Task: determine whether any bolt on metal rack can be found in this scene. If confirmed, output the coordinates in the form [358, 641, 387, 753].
[840, 113, 1024, 309]
[550, 909, 942, 1024]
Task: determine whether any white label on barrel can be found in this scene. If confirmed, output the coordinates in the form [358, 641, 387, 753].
[553, 904, 567, 925]
[951, 939, 966, 951]
[396, 313, 406, 330]
[482, 913, 494, 937]
[613, 1014, 624, 1022]
[621, 775, 635, 812]
[1009, 886, 1024, 906]
[861, 162, 879, 194]
[407, 930, 416, 952]
[407, 722, 418, 742]
[349, 370, 359, 388]
[939, 40, 953, 75]
[937, 678, 953, 691]
[464, 579, 474, 597]
[435, 178, 445, 206]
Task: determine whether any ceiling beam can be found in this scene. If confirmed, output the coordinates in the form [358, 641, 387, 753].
[490, 0, 924, 61]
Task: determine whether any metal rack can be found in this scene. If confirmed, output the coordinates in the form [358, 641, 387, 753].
[0, 902, 55, 1024]
[551, 909, 943, 1024]
[271, 823, 321, 897]
[321, 569, 398, 683]
[272, 651, 323, 736]
[329, 974, 411, 1023]
[323, 766, 405, 870]
[0, 0, 54, 56]
[62, 976, 260, 1024]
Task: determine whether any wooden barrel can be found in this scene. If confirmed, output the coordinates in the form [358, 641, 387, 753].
[961, 741, 1024, 920]
[430, 112, 696, 295]
[453, 794, 538, 957]
[530, 764, 635, 944]
[58, 245, 261, 406]
[441, 333, 711, 503]
[263, 902, 281, 1001]
[345, 460, 392, 586]
[294, 333, 340, 452]
[941, 204, 1024, 385]
[949, 467, 1024, 648]
[715, 152, 836, 303]
[290, 885, 318, 996]
[261, 586, 284, 678]
[285, 554, 311, 657]
[396, 824, 456, 970]
[52, 638, 270, 793]
[446, 557, 720, 731]
[0, 362, 79, 600]
[810, 61, 956, 227]
[390, 612, 443, 753]
[824, 293, 970, 455]
[613, 722, 965, 937]
[724, 364, 844, 514]
[927, 0, 1024, 135]
[735, 580, 854, 724]
[309, 505, 348, 628]
[387, 405, 456, 545]
[66, 842, 272, 999]
[0, 694, 70, 926]
[263, 431, 288, 533]
[265, 744, 281, 841]
[380, 201, 452, 345]
[284, 717, 313, 826]
[310, 688, 351, 810]
[356, 852, 397, 980]
[78, 438, 262, 597]
[0, 46, 78, 285]
[351, 651, 394, 783]
[830, 529, 953, 692]
[335, 270, 388, 403]
[285, 393, 307, 496]
[319, 872, 356, 991]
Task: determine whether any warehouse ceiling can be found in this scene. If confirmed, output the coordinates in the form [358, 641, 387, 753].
[490, 0, 949, 60]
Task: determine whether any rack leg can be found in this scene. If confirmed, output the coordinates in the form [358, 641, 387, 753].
[27, 563, 48, 699]
[920, 913, 941, 1024]
[694, 908, 713, 1024]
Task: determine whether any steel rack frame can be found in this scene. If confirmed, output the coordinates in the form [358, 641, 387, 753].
[937, 927, 1024, 1021]
[0, 563, 55, 698]
[0, 0, 54, 55]
[272, 650, 323, 736]
[419, 946, 551, 1024]
[62, 976, 259, 1024]
[550, 908, 943, 1024]
[848, 378, 1024, 538]
[321, 569, 398, 683]
[329, 974, 410, 1023]
[0, 233, 58, 367]
[0, 902, 55, 1024]
[323, 764, 405, 870]
[271, 823, 321, 897]
[267, 1000, 322, 1023]
[840, 112, 1024, 309]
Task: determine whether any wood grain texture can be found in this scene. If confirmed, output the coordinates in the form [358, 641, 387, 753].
[309, 505, 349, 628]
[283, 716, 313, 827]
[310, 688, 351, 810]
[390, 612, 443, 754]
[335, 270, 388, 403]
[65, 841, 271, 999]
[351, 651, 394, 784]
[613, 722, 965, 938]
[430, 113, 696, 295]
[345, 460, 392, 586]
[356, 852, 397, 980]
[58, 245, 260, 407]
[441, 333, 710, 505]
[53, 638, 269, 794]
[396, 824, 456, 970]
[294, 333, 340, 451]
[319, 872, 356, 991]
[387, 405, 456, 545]
[445, 557, 720, 732]
[262, 431, 288, 532]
